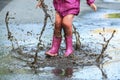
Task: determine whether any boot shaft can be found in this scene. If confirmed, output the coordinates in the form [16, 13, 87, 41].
[64, 35, 73, 57]
[65, 36, 73, 49]
[52, 36, 62, 49]
[46, 36, 62, 56]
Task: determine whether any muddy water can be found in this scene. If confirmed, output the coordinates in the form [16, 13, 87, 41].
[0, 3, 120, 80]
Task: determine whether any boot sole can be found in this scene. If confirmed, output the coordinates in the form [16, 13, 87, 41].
[64, 51, 74, 57]
[45, 52, 58, 57]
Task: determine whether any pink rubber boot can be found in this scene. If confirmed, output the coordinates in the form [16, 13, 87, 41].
[45, 36, 62, 57]
[64, 36, 73, 57]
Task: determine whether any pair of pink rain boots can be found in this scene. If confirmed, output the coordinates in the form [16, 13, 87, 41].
[45, 36, 73, 57]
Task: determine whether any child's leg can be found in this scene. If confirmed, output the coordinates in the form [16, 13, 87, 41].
[45, 12, 63, 56]
[62, 14, 74, 36]
[54, 12, 63, 37]
[62, 14, 74, 57]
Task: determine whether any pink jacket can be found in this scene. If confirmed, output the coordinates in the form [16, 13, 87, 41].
[53, 0, 95, 16]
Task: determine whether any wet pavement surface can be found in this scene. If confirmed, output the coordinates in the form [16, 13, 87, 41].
[103, 0, 120, 3]
[0, 0, 120, 80]
[0, 0, 12, 11]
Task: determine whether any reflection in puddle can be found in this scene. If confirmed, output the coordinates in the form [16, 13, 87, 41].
[52, 68, 73, 78]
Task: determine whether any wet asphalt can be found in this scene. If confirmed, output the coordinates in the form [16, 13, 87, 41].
[0, 0, 12, 11]
[0, 0, 120, 80]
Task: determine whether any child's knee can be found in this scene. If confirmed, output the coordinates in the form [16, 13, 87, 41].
[62, 20, 71, 28]
[55, 21, 62, 27]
